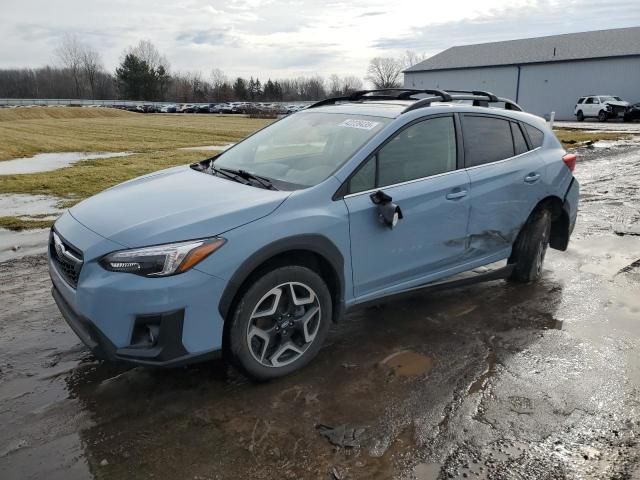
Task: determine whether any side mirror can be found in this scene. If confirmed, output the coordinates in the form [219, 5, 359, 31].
[369, 190, 403, 229]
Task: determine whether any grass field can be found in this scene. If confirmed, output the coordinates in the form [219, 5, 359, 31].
[0, 107, 271, 230]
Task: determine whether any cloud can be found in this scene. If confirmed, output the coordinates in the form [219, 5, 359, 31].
[373, 0, 640, 53]
[1, 0, 639, 79]
[175, 29, 242, 47]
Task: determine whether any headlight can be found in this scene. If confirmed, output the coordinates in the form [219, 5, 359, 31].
[100, 238, 225, 277]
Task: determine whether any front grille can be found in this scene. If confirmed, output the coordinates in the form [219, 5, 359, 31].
[50, 230, 83, 288]
[612, 106, 627, 115]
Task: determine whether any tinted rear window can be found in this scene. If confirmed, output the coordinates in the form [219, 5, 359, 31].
[462, 116, 514, 167]
[524, 124, 544, 148]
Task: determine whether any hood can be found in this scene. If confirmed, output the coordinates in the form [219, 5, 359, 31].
[604, 100, 630, 107]
[70, 165, 291, 247]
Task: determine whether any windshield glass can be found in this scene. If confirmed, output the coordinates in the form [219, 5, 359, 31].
[600, 96, 622, 102]
[214, 112, 390, 188]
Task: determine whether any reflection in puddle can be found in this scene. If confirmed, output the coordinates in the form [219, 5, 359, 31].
[0, 152, 131, 175]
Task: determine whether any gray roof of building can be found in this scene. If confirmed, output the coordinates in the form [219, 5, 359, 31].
[405, 26, 640, 73]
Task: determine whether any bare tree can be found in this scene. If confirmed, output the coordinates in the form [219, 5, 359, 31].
[401, 50, 428, 70]
[210, 68, 228, 101]
[128, 40, 169, 73]
[341, 75, 363, 94]
[55, 34, 85, 97]
[81, 45, 103, 99]
[366, 57, 402, 89]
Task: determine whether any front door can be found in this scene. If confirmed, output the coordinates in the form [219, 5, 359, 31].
[343, 115, 471, 300]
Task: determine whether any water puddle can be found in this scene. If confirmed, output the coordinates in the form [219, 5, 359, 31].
[0, 227, 49, 262]
[179, 143, 235, 152]
[0, 152, 131, 175]
[0, 193, 63, 217]
[380, 350, 433, 377]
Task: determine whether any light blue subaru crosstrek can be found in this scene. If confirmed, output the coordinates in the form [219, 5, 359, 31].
[49, 89, 579, 379]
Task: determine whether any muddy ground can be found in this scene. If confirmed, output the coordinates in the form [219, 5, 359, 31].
[1, 142, 640, 480]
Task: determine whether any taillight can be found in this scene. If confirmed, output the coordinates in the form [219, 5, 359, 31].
[563, 153, 577, 172]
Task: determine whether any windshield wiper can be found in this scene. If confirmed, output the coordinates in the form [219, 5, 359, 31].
[217, 167, 277, 190]
[209, 165, 252, 186]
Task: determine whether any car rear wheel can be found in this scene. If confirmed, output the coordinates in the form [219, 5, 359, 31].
[228, 266, 332, 380]
[598, 110, 608, 122]
[576, 111, 584, 122]
[508, 209, 551, 283]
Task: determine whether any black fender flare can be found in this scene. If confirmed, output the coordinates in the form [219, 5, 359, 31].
[218, 234, 346, 323]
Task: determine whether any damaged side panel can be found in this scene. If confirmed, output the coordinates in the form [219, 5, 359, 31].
[465, 149, 546, 259]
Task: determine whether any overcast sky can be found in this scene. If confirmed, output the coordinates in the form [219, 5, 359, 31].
[2, 0, 639, 80]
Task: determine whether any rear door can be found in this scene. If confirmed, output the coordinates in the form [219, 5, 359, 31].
[461, 114, 545, 260]
[343, 115, 471, 299]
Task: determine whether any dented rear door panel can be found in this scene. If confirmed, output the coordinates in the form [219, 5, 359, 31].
[465, 150, 546, 258]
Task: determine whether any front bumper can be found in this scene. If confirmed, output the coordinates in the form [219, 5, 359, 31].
[49, 213, 228, 367]
[51, 285, 219, 366]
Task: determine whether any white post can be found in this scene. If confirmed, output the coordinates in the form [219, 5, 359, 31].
[549, 111, 555, 128]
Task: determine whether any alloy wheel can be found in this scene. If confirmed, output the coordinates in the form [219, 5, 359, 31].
[246, 282, 322, 368]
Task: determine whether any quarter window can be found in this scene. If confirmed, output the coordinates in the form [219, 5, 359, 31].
[462, 115, 514, 167]
[524, 124, 544, 148]
[348, 116, 457, 193]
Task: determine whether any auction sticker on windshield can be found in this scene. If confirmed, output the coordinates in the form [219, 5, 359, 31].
[339, 119, 380, 130]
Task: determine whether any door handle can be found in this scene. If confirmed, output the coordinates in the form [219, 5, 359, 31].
[446, 190, 468, 200]
[524, 173, 541, 183]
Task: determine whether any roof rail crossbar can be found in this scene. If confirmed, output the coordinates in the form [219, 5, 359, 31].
[401, 94, 523, 113]
[396, 89, 452, 101]
[308, 88, 522, 113]
[443, 89, 499, 102]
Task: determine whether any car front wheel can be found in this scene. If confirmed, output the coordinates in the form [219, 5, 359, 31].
[508, 209, 551, 283]
[598, 110, 608, 122]
[228, 266, 332, 380]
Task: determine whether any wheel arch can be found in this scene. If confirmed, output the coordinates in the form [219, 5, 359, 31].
[521, 195, 569, 251]
[218, 235, 346, 328]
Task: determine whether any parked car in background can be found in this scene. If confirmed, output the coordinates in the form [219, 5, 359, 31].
[50, 88, 578, 380]
[160, 104, 177, 113]
[179, 104, 197, 113]
[196, 104, 210, 114]
[574, 95, 630, 122]
[623, 103, 640, 122]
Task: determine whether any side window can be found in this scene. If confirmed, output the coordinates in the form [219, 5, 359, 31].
[577, 98, 585, 104]
[524, 124, 544, 148]
[511, 122, 529, 155]
[378, 116, 457, 186]
[585, 97, 594, 104]
[462, 115, 514, 167]
[348, 116, 457, 193]
[593, 98, 600, 104]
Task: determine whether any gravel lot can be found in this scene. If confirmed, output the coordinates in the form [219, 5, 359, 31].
[1, 139, 640, 480]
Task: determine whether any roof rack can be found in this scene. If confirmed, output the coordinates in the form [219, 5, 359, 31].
[306, 88, 522, 114]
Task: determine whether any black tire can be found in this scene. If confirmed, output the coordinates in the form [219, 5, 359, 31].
[576, 111, 584, 122]
[228, 265, 332, 380]
[598, 110, 608, 122]
[508, 209, 551, 283]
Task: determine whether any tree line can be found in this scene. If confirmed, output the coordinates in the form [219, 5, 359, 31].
[0, 35, 425, 103]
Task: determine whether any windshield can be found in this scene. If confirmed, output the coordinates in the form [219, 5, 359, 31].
[600, 96, 622, 102]
[214, 112, 390, 188]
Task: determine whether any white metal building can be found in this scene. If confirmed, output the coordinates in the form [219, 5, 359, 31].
[404, 27, 640, 120]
